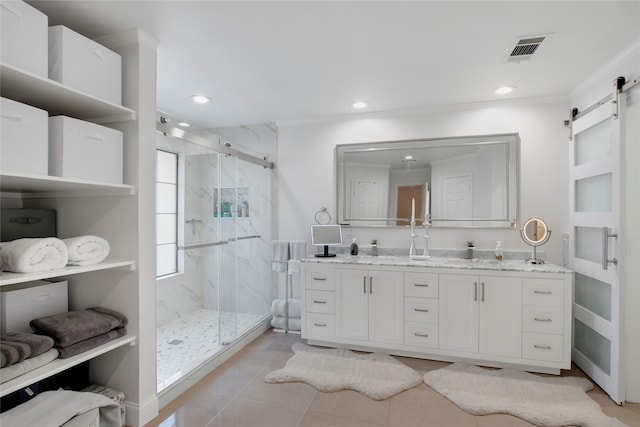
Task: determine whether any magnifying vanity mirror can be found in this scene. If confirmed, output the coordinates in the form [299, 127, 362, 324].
[336, 133, 519, 228]
[520, 217, 551, 264]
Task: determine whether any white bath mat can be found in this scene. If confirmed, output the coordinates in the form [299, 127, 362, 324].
[264, 342, 422, 400]
[423, 362, 628, 427]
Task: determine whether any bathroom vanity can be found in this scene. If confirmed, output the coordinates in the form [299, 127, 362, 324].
[300, 255, 573, 374]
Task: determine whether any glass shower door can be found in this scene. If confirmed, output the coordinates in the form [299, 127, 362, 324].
[571, 96, 624, 404]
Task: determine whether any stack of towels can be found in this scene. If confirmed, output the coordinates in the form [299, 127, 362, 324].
[0, 332, 58, 383]
[270, 299, 301, 331]
[0, 235, 110, 273]
[29, 307, 127, 359]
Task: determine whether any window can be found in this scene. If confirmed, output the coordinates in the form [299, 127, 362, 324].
[156, 149, 178, 277]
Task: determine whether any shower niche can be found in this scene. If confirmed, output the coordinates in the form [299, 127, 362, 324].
[214, 186, 250, 218]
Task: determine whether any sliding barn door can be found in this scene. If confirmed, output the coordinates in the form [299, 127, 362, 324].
[570, 93, 625, 404]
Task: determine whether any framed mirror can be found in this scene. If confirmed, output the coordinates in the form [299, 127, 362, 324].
[336, 133, 519, 228]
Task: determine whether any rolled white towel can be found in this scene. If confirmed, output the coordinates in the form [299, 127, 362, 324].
[63, 235, 110, 266]
[271, 316, 301, 331]
[0, 238, 68, 273]
[270, 299, 301, 318]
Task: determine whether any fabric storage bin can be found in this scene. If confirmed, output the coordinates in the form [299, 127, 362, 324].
[48, 25, 122, 105]
[49, 116, 123, 184]
[0, 97, 49, 175]
[81, 384, 126, 427]
[0, 1, 48, 77]
[0, 280, 68, 334]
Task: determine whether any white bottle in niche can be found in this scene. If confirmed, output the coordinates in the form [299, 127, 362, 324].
[495, 241, 504, 261]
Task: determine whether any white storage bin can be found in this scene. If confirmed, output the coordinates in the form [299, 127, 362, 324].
[49, 116, 123, 184]
[0, 0, 48, 77]
[0, 280, 68, 334]
[48, 25, 122, 105]
[0, 97, 49, 175]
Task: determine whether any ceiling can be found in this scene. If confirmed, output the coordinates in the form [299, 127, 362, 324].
[27, 1, 640, 130]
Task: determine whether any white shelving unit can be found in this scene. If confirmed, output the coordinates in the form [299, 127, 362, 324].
[0, 25, 158, 425]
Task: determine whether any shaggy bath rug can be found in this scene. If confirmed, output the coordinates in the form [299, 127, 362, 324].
[264, 342, 422, 400]
[423, 362, 628, 427]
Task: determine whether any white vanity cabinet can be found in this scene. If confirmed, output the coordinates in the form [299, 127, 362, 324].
[334, 267, 404, 346]
[301, 258, 573, 374]
[439, 274, 522, 359]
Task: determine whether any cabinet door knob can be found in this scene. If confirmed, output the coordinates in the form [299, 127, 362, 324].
[313, 277, 327, 281]
[534, 317, 552, 322]
[414, 332, 429, 337]
[363, 276, 367, 293]
[481, 282, 485, 302]
[474, 282, 478, 301]
[313, 300, 327, 304]
[313, 322, 327, 327]
[534, 290, 552, 295]
[414, 283, 429, 287]
[369, 276, 373, 294]
[414, 308, 429, 312]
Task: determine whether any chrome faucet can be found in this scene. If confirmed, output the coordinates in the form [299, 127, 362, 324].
[370, 239, 378, 256]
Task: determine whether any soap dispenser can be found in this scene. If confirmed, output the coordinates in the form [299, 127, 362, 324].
[350, 238, 359, 256]
[495, 241, 504, 261]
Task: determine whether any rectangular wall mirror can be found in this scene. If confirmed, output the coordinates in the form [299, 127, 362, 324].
[336, 133, 519, 228]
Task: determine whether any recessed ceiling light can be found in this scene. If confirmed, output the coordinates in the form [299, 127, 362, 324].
[495, 86, 515, 95]
[191, 95, 211, 104]
[351, 100, 368, 109]
[178, 122, 190, 127]
[404, 155, 414, 160]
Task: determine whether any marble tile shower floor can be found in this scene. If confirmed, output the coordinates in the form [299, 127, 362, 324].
[157, 309, 266, 392]
[146, 330, 640, 427]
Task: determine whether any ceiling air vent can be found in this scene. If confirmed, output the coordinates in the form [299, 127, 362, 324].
[507, 36, 546, 61]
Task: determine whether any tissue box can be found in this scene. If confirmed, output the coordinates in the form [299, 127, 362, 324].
[0, 0, 48, 77]
[0, 280, 68, 334]
[48, 25, 122, 105]
[0, 97, 49, 175]
[49, 116, 123, 184]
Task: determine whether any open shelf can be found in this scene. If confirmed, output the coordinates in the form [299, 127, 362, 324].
[0, 62, 136, 124]
[0, 334, 137, 397]
[0, 171, 135, 198]
[0, 259, 136, 287]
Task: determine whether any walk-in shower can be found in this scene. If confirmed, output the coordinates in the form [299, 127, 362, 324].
[155, 118, 273, 394]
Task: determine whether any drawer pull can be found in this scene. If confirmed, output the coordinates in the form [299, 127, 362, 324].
[313, 300, 327, 304]
[534, 290, 552, 295]
[534, 317, 552, 322]
[414, 308, 429, 312]
[313, 322, 327, 327]
[414, 332, 429, 337]
[534, 344, 552, 350]
[414, 283, 429, 287]
[313, 277, 327, 281]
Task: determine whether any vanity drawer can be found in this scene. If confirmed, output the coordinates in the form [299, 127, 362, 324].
[523, 306, 563, 335]
[522, 333, 564, 362]
[523, 278, 564, 307]
[404, 272, 439, 298]
[404, 297, 438, 323]
[405, 322, 438, 348]
[306, 266, 335, 291]
[305, 313, 334, 339]
[305, 290, 334, 314]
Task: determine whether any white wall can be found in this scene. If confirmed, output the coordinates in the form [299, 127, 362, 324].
[277, 98, 571, 265]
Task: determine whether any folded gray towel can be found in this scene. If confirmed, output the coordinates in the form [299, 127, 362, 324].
[2, 332, 54, 358]
[30, 307, 128, 348]
[0, 341, 30, 368]
[58, 327, 127, 359]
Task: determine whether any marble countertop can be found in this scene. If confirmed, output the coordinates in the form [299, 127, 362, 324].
[301, 254, 572, 274]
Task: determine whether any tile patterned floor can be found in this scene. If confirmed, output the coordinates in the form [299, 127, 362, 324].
[146, 330, 640, 427]
[156, 309, 266, 392]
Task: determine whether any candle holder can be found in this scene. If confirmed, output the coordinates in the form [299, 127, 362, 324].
[409, 216, 431, 260]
